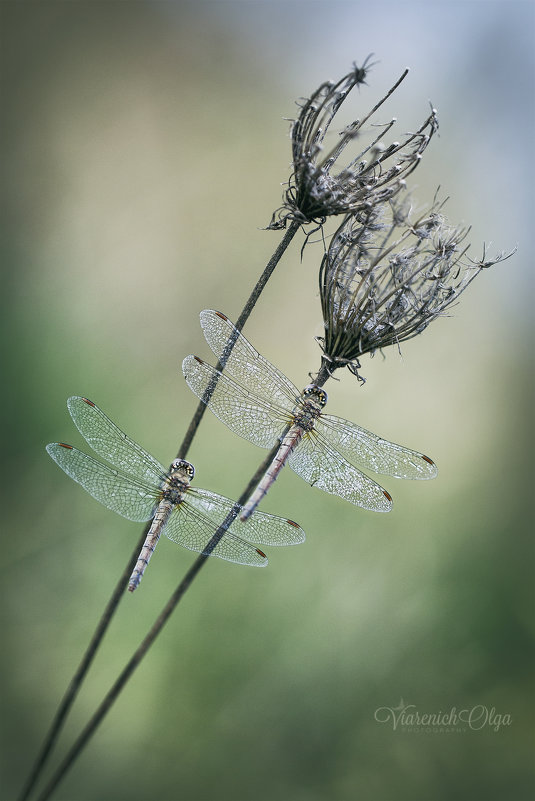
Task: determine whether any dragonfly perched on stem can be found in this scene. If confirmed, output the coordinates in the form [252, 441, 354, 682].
[182, 310, 437, 520]
[47, 397, 305, 591]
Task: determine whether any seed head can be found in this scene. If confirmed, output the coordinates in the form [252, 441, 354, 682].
[317, 191, 514, 382]
[269, 59, 438, 230]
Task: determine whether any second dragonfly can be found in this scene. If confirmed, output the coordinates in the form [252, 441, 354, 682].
[182, 310, 437, 520]
[47, 396, 305, 590]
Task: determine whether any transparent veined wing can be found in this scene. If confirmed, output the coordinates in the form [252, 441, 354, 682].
[317, 413, 438, 480]
[287, 432, 393, 512]
[67, 396, 166, 487]
[46, 444, 158, 521]
[163, 499, 268, 567]
[189, 487, 305, 546]
[182, 355, 288, 448]
[199, 310, 300, 409]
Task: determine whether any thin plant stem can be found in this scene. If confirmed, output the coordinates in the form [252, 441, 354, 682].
[19, 221, 300, 801]
[17, 530, 146, 801]
[178, 219, 300, 458]
[33, 444, 281, 801]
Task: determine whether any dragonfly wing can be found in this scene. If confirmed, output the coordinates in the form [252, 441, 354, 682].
[287, 433, 393, 512]
[163, 500, 268, 567]
[46, 443, 157, 521]
[190, 488, 305, 546]
[182, 355, 285, 448]
[67, 397, 166, 485]
[317, 413, 438, 479]
[199, 310, 300, 408]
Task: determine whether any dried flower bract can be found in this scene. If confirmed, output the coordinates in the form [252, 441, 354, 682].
[317, 192, 513, 383]
[269, 59, 438, 230]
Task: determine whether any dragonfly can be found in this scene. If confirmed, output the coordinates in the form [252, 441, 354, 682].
[182, 310, 437, 521]
[46, 396, 305, 591]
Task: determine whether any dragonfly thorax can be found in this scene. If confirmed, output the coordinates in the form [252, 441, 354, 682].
[163, 460, 194, 502]
[292, 385, 327, 431]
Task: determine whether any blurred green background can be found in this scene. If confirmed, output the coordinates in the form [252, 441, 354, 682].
[1, 2, 533, 800]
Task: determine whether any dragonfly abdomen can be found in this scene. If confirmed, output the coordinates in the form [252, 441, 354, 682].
[128, 500, 173, 592]
[240, 426, 305, 521]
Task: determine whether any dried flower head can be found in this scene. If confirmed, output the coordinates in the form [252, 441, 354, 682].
[269, 59, 439, 230]
[317, 191, 513, 382]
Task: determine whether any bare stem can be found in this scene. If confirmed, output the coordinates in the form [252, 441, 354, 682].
[33, 444, 281, 801]
[17, 529, 146, 801]
[19, 221, 300, 801]
[315, 359, 336, 388]
[178, 219, 300, 458]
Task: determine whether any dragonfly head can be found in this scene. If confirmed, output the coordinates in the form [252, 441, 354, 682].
[170, 459, 195, 481]
[302, 384, 328, 407]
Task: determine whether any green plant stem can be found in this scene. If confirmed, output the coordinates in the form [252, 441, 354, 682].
[19, 220, 300, 801]
[33, 444, 281, 801]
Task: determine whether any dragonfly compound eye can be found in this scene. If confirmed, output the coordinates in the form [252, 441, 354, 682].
[171, 459, 195, 479]
[302, 384, 328, 406]
[317, 389, 328, 406]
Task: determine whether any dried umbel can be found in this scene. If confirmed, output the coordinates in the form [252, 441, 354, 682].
[269, 59, 438, 230]
[317, 192, 512, 382]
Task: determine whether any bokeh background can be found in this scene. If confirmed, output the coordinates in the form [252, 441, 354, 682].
[1, 2, 533, 800]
